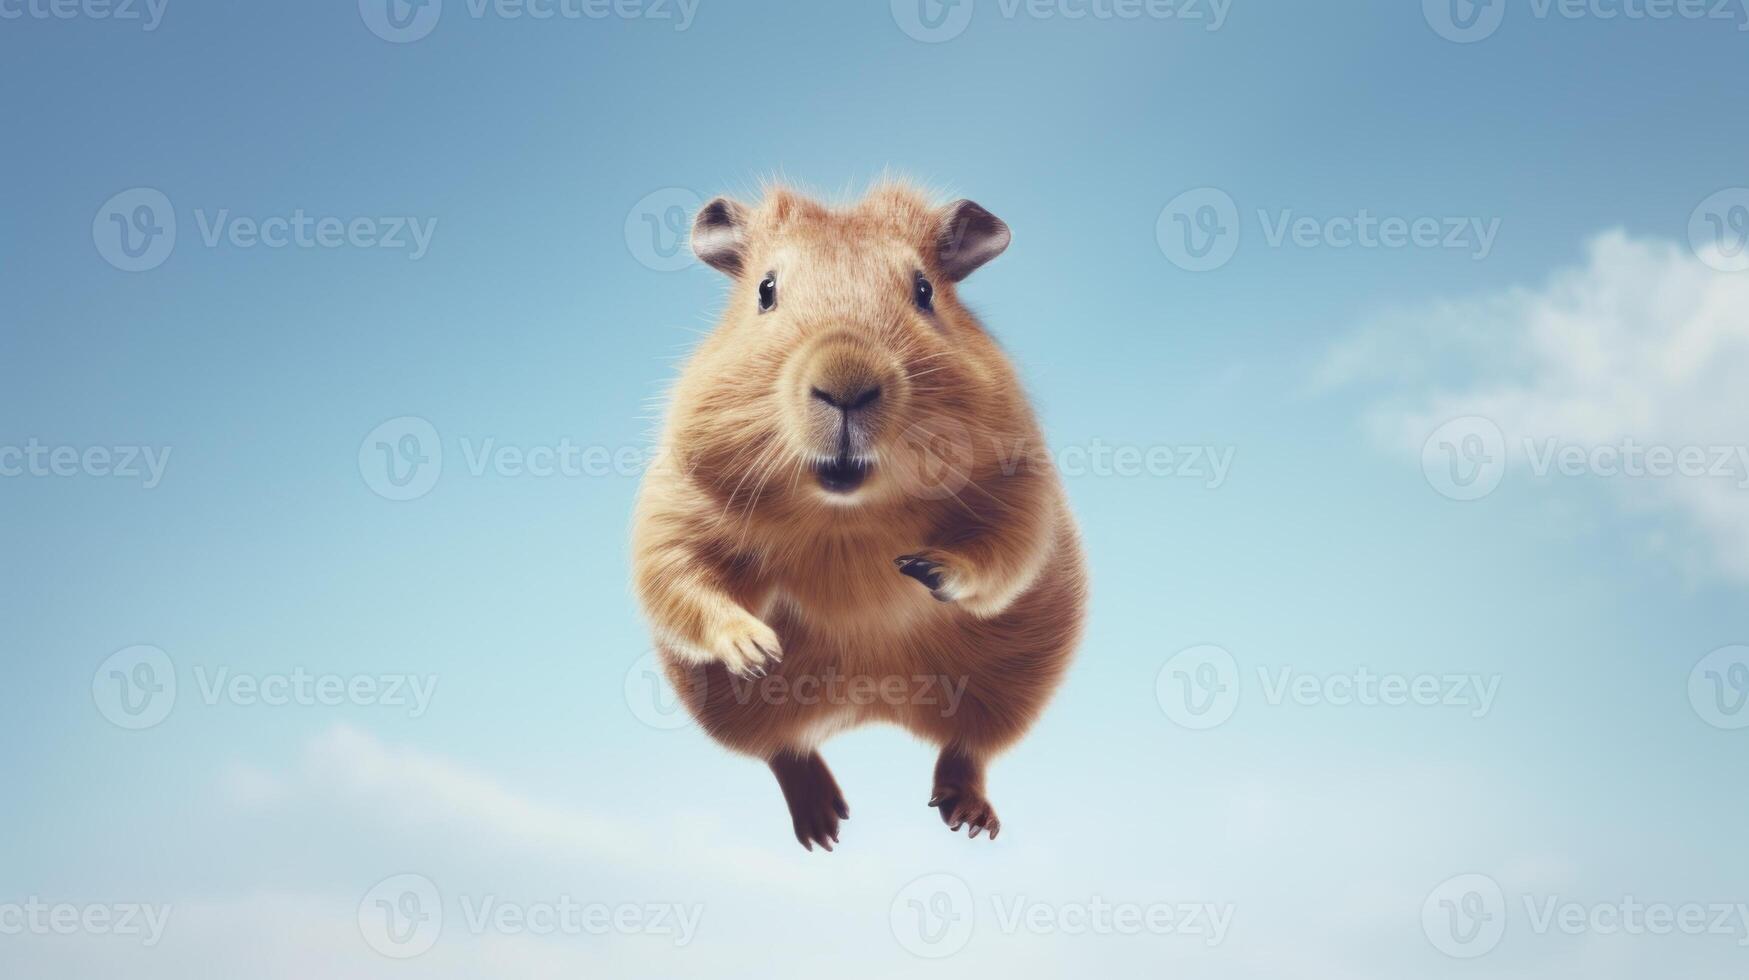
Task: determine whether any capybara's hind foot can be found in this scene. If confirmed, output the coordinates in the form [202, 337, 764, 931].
[929, 786, 1001, 840]
[770, 751, 849, 852]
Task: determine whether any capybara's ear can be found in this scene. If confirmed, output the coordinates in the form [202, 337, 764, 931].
[692, 197, 750, 276]
[936, 200, 1011, 282]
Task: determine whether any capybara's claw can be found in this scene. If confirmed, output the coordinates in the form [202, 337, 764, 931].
[929, 786, 1001, 841]
[895, 553, 946, 593]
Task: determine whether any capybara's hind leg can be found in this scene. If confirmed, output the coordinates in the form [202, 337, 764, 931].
[928, 744, 1000, 840]
[769, 750, 849, 852]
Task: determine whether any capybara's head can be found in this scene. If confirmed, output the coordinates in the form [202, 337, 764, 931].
[663, 183, 1030, 518]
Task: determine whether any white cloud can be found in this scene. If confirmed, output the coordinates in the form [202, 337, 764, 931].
[1323, 231, 1749, 584]
[229, 722, 882, 892]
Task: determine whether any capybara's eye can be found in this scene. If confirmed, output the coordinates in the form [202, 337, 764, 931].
[758, 274, 777, 313]
[913, 272, 934, 312]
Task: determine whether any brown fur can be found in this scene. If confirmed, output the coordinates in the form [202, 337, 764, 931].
[632, 182, 1087, 850]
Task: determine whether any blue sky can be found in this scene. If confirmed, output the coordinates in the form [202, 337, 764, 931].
[3, 0, 1748, 976]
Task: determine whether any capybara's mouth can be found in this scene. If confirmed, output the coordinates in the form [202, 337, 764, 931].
[813, 455, 870, 494]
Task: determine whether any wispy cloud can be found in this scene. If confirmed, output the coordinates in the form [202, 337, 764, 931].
[1321, 231, 1749, 584]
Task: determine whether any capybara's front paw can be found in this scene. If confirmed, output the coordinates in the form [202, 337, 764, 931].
[895, 552, 963, 603]
[928, 786, 1001, 840]
[707, 614, 782, 680]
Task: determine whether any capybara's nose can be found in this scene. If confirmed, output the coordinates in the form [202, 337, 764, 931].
[809, 384, 882, 413]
